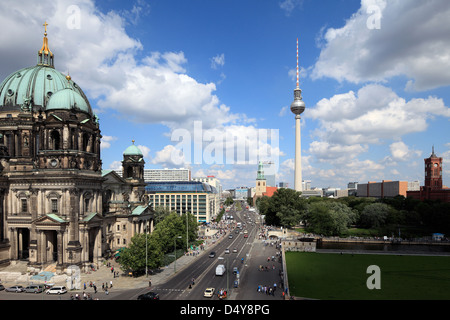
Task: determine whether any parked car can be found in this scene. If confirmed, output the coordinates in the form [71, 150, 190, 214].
[24, 285, 45, 293]
[137, 291, 159, 300]
[5, 285, 24, 292]
[204, 287, 215, 298]
[46, 286, 67, 294]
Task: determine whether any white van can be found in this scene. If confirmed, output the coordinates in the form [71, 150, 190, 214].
[215, 264, 226, 276]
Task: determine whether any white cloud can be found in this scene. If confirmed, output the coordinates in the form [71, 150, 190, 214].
[0, 0, 239, 132]
[101, 135, 117, 150]
[211, 53, 225, 69]
[308, 84, 449, 147]
[312, 0, 450, 91]
[137, 144, 151, 159]
[389, 141, 421, 162]
[279, 0, 303, 16]
[279, 106, 288, 117]
[108, 160, 122, 171]
[151, 145, 188, 168]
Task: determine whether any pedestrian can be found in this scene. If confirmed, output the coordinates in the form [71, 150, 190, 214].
[94, 285, 97, 293]
[149, 279, 152, 287]
[110, 280, 113, 288]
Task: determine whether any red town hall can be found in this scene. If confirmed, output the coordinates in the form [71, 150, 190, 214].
[407, 147, 450, 202]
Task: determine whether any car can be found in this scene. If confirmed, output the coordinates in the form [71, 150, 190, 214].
[209, 251, 216, 258]
[24, 285, 45, 293]
[204, 287, 215, 298]
[137, 291, 160, 300]
[5, 285, 24, 293]
[0, 284, 5, 291]
[232, 248, 238, 253]
[225, 248, 230, 254]
[244, 234, 248, 238]
[233, 267, 239, 274]
[229, 234, 233, 239]
[46, 286, 67, 294]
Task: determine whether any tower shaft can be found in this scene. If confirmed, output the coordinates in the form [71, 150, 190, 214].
[295, 115, 302, 192]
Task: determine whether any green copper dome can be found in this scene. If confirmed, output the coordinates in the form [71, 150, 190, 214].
[0, 65, 92, 114]
[123, 141, 143, 156]
[0, 28, 92, 115]
[46, 87, 91, 114]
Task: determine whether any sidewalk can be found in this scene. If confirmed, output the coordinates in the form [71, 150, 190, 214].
[73, 227, 226, 291]
[0, 227, 226, 293]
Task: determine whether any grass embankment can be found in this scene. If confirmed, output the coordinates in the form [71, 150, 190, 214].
[285, 252, 450, 300]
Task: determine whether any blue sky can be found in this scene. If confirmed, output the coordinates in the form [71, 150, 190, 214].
[1, 0, 449, 190]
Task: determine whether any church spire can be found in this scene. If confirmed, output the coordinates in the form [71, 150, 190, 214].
[257, 161, 265, 180]
[37, 21, 54, 67]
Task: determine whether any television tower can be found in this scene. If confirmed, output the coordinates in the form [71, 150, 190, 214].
[290, 38, 305, 192]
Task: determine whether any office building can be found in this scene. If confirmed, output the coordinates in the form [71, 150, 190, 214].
[145, 181, 219, 223]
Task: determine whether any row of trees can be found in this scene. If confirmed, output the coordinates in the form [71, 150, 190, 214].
[256, 188, 450, 237]
[118, 208, 199, 274]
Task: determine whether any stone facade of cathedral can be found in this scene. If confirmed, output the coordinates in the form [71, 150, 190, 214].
[0, 25, 153, 273]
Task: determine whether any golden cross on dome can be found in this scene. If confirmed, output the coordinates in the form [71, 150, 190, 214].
[43, 21, 48, 35]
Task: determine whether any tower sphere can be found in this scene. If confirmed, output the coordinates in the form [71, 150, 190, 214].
[290, 88, 305, 115]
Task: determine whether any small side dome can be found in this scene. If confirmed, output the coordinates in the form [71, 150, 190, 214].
[123, 140, 143, 156]
[46, 88, 91, 114]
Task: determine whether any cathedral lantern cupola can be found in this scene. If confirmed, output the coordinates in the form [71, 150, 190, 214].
[122, 140, 145, 181]
[37, 21, 54, 67]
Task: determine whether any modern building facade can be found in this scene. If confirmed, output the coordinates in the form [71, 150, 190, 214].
[357, 180, 419, 198]
[144, 168, 191, 182]
[145, 181, 219, 223]
[192, 175, 222, 197]
[0, 25, 153, 272]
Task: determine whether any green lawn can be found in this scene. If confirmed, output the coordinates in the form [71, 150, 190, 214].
[285, 252, 450, 300]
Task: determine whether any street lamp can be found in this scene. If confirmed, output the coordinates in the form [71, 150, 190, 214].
[218, 256, 229, 296]
[145, 224, 149, 277]
[174, 236, 182, 273]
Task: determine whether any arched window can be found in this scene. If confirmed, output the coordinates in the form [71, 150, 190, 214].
[82, 133, 90, 152]
[126, 166, 133, 179]
[50, 130, 60, 150]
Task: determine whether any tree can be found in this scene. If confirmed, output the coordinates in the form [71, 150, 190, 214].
[153, 206, 174, 226]
[224, 197, 234, 206]
[118, 233, 164, 273]
[181, 211, 199, 246]
[262, 188, 306, 227]
[152, 212, 186, 254]
[306, 201, 356, 236]
[359, 203, 391, 229]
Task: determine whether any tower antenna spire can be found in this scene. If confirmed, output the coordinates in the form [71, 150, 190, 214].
[296, 38, 299, 88]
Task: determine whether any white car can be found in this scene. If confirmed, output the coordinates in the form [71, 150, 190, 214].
[204, 287, 215, 298]
[46, 286, 67, 294]
[225, 248, 230, 254]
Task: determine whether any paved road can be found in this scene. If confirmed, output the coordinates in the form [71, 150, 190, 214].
[0, 203, 284, 301]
